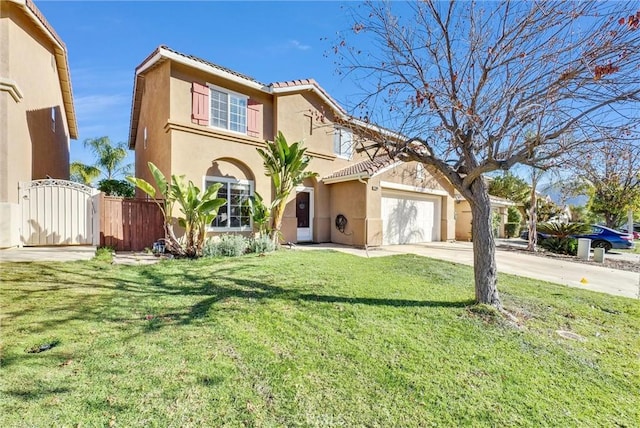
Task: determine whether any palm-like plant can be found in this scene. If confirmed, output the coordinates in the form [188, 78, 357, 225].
[171, 179, 226, 257]
[127, 162, 226, 258]
[257, 131, 318, 244]
[84, 136, 132, 179]
[70, 161, 101, 186]
[537, 222, 592, 238]
[245, 192, 271, 237]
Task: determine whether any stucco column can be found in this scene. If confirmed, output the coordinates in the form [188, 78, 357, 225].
[499, 207, 507, 239]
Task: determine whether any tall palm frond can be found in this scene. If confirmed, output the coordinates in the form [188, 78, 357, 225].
[256, 131, 318, 243]
[70, 161, 101, 186]
[83, 136, 131, 179]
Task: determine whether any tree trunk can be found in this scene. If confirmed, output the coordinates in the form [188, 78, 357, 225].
[527, 179, 538, 251]
[468, 179, 502, 309]
[269, 201, 285, 245]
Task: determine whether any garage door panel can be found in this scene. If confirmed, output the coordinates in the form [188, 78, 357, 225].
[381, 192, 440, 245]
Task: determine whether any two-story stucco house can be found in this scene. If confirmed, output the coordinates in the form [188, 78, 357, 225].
[129, 46, 456, 247]
[0, 0, 78, 248]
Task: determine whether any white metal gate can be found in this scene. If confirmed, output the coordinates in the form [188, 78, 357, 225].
[19, 179, 97, 246]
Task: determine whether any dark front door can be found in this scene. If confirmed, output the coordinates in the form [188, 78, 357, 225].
[296, 192, 310, 228]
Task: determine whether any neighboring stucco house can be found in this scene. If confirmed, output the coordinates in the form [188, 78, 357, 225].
[0, 0, 78, 247]
[454, 195, 516, 241]
[129, 46, 456, 247]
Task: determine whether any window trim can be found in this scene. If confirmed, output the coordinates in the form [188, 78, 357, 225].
[203, 175, 254, 232]
[207, 83, 248, 135]
[333, 127, 353, 159]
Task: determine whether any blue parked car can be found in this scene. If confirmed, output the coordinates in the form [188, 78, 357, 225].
[574, 225, 635, 252]
[520, 224, 635, 252]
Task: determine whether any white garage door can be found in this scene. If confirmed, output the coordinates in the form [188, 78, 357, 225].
[381, 191, 441, 245]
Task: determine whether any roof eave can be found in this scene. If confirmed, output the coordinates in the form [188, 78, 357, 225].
[369, 161, 402, 179]
[322, 172, 369, 185]
[17, 0, 77, 138]
[272, 85, 403, 141]
[139, 47, 271, 93]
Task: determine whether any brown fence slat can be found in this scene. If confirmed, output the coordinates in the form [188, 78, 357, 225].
[100, 197, 164, 251]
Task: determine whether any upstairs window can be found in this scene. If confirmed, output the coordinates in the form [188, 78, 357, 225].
[210, 86, 247, 134]
[333, 127, 352, 159]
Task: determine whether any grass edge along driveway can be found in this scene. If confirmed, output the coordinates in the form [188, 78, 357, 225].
[1, 250, 638, 427]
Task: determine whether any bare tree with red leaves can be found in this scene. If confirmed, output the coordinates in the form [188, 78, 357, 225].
[334, 1, 640, 310]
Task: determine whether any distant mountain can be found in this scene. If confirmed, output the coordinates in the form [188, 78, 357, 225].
[540, 182, 589, 207]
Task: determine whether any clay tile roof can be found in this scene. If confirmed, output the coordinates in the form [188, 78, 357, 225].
[270, 78, 346, 115]
[323, 154, 399, 181]
[156, 45, 266, 86]
[271, 78, 317, 88]
[25, 0, 65, 48]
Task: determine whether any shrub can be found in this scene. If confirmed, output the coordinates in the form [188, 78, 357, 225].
[248, 235, 276, 254]
[98, 179, 135, 198]
[505, 222, 520, 238]
[491, 212, 501, 236]
[203, 234, 249, 257]
[540, 237, 578, 255]
[504, 207, 522, 237]
[507, 206, 521, 223]
[538, 222, 591, 239]
[94, 247, 114, 263]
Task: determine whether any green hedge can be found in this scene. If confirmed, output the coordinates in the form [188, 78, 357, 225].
[505, 222, 521, 238]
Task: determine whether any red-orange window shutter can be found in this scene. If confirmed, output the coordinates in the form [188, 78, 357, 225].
[247, 99, 260, 137]
[192, 82, 210, 126]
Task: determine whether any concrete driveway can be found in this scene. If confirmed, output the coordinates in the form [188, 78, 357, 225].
[0, 246, 96, 262]
[296, 241, 640, 299]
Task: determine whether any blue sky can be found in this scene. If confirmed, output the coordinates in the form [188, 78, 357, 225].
[36, 1, 356, 175]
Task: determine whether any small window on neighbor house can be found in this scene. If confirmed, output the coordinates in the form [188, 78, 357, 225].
[205, 177, 253, 231]
[333, 127, 352, 158]
[416, 163, 425, 180]
[143, 127, 148, 149]
[210, 86, 247, 134]
[51, 107, 56, 132]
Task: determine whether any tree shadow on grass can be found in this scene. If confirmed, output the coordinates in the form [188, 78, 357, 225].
[1, 260, 475, 340]
[132, 267, 475, 331]
[5, 386, 72, 401]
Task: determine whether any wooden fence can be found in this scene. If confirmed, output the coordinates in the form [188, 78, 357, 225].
[100, 195, 164, 251]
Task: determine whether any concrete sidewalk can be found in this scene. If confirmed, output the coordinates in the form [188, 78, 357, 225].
[294, 241, 640, 299]
[0, 246, 96, 262]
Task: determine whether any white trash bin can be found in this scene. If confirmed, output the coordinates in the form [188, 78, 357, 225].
[577, 238, 591, 260]
[593, 247, 605, 263]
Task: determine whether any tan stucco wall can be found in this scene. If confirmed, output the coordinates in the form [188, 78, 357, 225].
[133, 57, 464, 246]
[158, 69, 372, 243]
[455, 199, 509, 240]
[330, 180, 367, 246]
[274, 91, 370, 167]
[134, 60, 171, 196]
[0, 202, 20, 247]
[170, 63, 275, 142]
[0, 2, 70, 206]
[455, 200, 473, 241]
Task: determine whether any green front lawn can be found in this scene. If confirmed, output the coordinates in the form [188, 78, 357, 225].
[1, 251, 638, 426]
